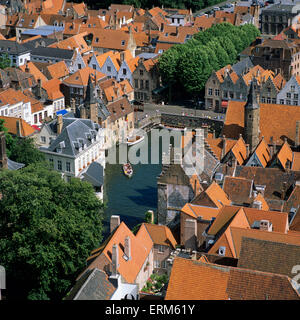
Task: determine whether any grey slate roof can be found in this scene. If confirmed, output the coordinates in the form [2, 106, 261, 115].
[22, 38, 57, 49]
[67, 268, 116, 300]
[23, 44, 74, 60]
[232, 57, 254, 76]
[40, 117, 101, 157]
[82, 161, 104, 187]
[0, 40, 30, 55]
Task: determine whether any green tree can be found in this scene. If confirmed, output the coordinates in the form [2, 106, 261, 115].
[178, 46, 213, 96]
[0, 119, 16, 158]
[0, 163, 104, 300]
[0, 53, 11, 69]
[206, 40, 230, 68]
[9, 137, 45, 166]
[215, 36, 237, 65]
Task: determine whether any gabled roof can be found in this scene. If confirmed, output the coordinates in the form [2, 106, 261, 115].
[0, 116, 36, 137]
[249, 138, 271, 168]
[192, 181, 231, 209]
[181, 203, 221, 221]
[209, 225, 299, 259]
[63, 67, 106, 87]
[276, 141, 293, 169]
[42, 78, 64, 100]
[85, 221, 153, 284]
[19, 61, 48, 83]
[47, 60, 70, 80]
[143, 223, 177, 248]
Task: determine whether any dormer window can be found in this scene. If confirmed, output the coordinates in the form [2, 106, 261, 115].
[121, 40, 125, 46]
[95, 37, 99, 43]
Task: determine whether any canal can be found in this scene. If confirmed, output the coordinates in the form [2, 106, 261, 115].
[103, 131, 163, 238]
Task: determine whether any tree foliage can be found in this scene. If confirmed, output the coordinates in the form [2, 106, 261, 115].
[9, 137, 45, 166]
[0, 163, 105, 300]
[158, 23, 261, 98]
[0, 119, 15, 158]
[0, 53, 11, 69]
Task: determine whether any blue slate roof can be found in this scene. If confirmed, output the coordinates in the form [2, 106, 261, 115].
[21, 25, 64, 36]
[82, 161, 104, 187]
[41, 117, 101, 157]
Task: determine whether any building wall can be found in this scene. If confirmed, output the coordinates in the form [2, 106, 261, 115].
[153, 244, 172, 271]
[100, 55, 119, 79]
[134, 249, 153, 290]
[260, 77, 278, 104]
[277, 75, 300, 106]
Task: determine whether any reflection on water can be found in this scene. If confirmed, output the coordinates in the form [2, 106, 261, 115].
[103, 131, 163, 238]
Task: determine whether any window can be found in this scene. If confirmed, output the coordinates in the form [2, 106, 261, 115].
[134, 79, 138, 88]
[34, 114, 38, 124]
[286, 99, 291, 105]
[49, 158, 54, 168]
[140, 80, 144, 89]
[287, 92, 291, 98]
[78, 63, 81, 69]
[122, 68, 127, 75]
[208, 88, 212, 96]
[66, 162, 71, 172]
[223, 91, 228, 98]
[267, 97, 271, 104]
[121, 40, 125, 46]
[272, 98, 276, 104]
[107, 66, 111, 72]
[139, 70, 144, 76]
[158, 245, 164, 253]
[280, 99, 284, 104]
[294, 100, 298, 105]
[215, 89, 219, 96]
[58, 160, 62, 171]
[154, 260, 160, 268]
[40, 136, 46, 143]
[294, 94, 298, 99]
[92, 64, 96, 69]
[291, 85, 295, 92]
[261, 97, 266, 103]
[145, 80, 149, 89]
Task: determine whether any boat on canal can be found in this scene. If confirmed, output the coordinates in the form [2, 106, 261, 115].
[123, 163, 133, 178]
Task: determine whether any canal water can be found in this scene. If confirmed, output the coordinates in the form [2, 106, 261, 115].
[103, 131, 163, 238]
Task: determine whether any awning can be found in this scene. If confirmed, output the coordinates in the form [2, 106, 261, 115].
[56, 109, 68, 116]
[221, 101, 228, 108]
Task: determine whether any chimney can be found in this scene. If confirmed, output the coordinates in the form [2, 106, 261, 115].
[184, 219, 197, 251]
[25, 63, 29, 73]
[111, 243, 119, 276]
[124, 236, 131, 260]
[259, 220, 272, 232]
[37, 78, 42, 98]
[212, 130, 215, 139]
[221, 135, 226, 159]
[110, 215, 120, 233]
[0, 132, 8, 170]
[120, 51, 125, 63]
[246, 144, 250, 158]
[16, 119, 22, 137]
[57, 114, 63, 135]
[252, 200, 262, 210]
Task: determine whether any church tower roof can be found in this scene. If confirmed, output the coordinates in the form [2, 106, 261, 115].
[84, 74, 97, 105]
[245, 77, 260, 110]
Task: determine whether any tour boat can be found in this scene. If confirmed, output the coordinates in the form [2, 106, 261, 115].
[126, 134, 145, 146]
[123, 163, 133, 178]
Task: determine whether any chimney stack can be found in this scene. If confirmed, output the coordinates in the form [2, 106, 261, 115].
[184, 219, 197, 251]
[110, 215, 120, 233]
[57, 114, 63, 135]
[120, 51, 125, 63]
[221, 135, 226, 159]
[124, 236, 131, 260]
[259, 220, 272, 232]
[111, 244, 119, 276]
[0, 132, 8, 170]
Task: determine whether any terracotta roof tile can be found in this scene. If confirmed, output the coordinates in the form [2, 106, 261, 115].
[63, 67, 106, 87]
[19, 61, 48, 83]
[223, 100, 300, 145]
[47, 60, 70, 80]
[0, 116, 36, 137]
[252, 138, 271, 167]
[277, 141, 293, 169]
[86, 222, 153, 284]
[42, 78, 64, 100]
[181, 203, 221, 220]
[292, 152, 300, 171]
[143, 223, 177, 248]
[223, 176, 253, 204]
